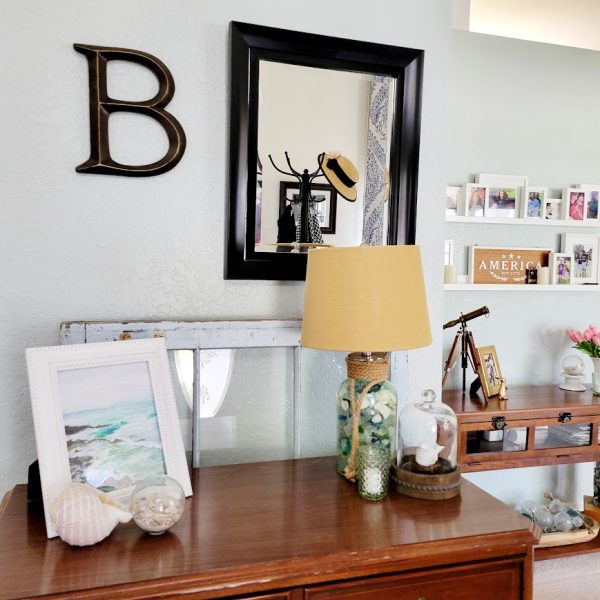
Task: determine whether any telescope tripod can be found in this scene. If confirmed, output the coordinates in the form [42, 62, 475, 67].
[442, 322, 482, 395]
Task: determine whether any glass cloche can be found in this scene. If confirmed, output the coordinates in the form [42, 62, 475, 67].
[396, 389, 457, 475]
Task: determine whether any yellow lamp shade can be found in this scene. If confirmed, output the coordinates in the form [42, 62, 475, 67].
[301, 245, 432, 352]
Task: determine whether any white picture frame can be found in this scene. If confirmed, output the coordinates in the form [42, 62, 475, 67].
[562, 188, 587, 221]
[549, 252, 572, 285]
[26, 338, 192, 538]
[464, 183, 487, 217]
[543, 199, 562, 220]
[446, 186, 462, 217]
[561, 233, 599, 284]
[475, 173, 529, 188]
[521, 186, 547, 219]
[585, 190, 600, 221]
[486, 186, 519, 218]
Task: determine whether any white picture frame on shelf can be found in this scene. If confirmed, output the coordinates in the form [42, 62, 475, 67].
[522, 187, 547, 219]
[561, 233, 599, 284]
[486, 186, 519, 218]
[543, 199, 562, 220]
[464, 183, 487, 217]
[585, 190, 600, 221]
[446, 186, 463, 216]
[476, 173, 529, 188]
[25, 338, 193, 538]
[549, 252, 572, 285]
[563, 188, 587, 221]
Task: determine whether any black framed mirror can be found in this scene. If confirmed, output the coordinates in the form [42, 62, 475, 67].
[226, 21, 424, 280]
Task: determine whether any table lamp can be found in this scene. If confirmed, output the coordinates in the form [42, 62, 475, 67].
[301, 245, 432, 482]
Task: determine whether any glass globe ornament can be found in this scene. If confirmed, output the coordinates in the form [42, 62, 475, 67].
[559, 355, 585, 392]
[130, 475, 185, 535]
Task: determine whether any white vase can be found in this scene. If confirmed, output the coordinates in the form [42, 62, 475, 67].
[592, 358, 600, 396]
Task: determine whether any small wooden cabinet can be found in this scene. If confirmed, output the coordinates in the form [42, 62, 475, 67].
[444, 385, 600, 472]
[0, 457, 537, 599]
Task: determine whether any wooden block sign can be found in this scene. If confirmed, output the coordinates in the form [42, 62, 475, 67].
[470, 246, 551, 284]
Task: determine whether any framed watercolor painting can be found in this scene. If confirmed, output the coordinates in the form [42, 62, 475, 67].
[26, 337, 192, 538]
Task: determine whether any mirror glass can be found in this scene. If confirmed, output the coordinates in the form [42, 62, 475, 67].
[255, 60, 395, 252]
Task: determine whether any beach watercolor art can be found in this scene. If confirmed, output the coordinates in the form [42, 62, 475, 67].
[58, 361, 167, 492]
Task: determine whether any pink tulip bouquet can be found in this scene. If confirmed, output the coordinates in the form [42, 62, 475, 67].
[566, 325, 600, 358]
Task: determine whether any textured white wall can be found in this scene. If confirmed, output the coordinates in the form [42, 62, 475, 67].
[0, 1, 450, 495]
[447, 31, 600, 505]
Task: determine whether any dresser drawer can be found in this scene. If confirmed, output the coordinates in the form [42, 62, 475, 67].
[304, 558, 523, 599]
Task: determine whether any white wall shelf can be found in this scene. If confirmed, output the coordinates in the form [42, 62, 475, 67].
[447, 216, 600, 227]
[445, 283, 599, 292]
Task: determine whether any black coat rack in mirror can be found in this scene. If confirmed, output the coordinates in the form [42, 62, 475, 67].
[225, 21, 424, 280]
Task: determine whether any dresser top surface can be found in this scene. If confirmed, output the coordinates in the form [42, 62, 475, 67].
[0, 457, 537, 599]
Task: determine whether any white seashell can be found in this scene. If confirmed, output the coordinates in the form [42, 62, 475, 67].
[415, 442, 445, 467]
[51, 483, 131, 546]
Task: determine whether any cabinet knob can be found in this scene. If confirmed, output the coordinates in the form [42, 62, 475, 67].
[492, 416, 506, 430]
[558, 412, 572, 423]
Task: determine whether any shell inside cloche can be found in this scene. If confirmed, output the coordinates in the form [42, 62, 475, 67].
[562, 355, 585, 376]
[397, 389, 458, 474]
[50, 483, 131, 546]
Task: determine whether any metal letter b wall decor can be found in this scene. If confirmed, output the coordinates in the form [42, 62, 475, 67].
[74, 43, 186, 176]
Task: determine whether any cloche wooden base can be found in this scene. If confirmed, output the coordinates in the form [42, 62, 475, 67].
[392, 464, 462, 500]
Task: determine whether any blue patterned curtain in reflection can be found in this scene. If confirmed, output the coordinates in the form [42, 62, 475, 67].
[362, 76, 389, 245]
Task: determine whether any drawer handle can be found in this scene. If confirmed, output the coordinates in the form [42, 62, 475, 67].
[492, 416, 506, 430]
[559, 412, 572, 423]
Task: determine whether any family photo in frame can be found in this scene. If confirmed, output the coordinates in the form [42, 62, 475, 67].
[26, 338, 192, 538]
[476, 345, 504, 400]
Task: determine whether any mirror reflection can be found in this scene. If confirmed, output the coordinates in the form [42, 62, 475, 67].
[255, 60, 395, 252]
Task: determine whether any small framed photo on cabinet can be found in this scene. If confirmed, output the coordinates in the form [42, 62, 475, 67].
[476, 345, 503, 400]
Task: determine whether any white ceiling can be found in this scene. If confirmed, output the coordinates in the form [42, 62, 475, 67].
[454, 0, 600, 52]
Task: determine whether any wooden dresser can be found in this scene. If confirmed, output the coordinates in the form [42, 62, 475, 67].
[0, 457, 538, 599]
